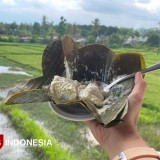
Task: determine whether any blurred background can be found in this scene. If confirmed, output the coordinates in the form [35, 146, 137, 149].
[0, 0, 160, 159]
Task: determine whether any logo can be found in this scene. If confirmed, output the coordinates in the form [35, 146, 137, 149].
[0, 134, 52, 148]
[0, 134, 4, 149]
[5, 139, 53, 147]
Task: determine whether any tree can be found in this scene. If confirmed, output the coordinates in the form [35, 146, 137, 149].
[91, 18, 100, 38]
[99, 25, 107, 35]
[32, 22, 41, 35]
[72, 23, 80, 36]
[56, 16, 67, 37]
[9, 22, 17, 35]
[157, 21, 160, 52]
[0, 22, 6, 34]
[41, 15, 49, 36]
[109, 33, 122, 47]
[48, 21, 55, 40]
[147, 34, 159, 46]
[17, 23, 29, 36]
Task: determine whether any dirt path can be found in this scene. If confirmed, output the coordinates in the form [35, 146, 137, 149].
[0, 112, 37, 160]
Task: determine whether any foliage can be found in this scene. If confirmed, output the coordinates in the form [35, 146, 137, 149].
[91, 18, 100, 39]
[138, 123, 160, 150]
[19, 102, 109, 160]
[0, 42, 109, 159]
[0, 43, 160, 159]
[0, 42, 45, 75]
[1, 15, 160, 47]
[147, 34, 160, 46]
[0, 101, 75, 160]
[114, 47, 160, 150]
[56, 16, 67, 38]
[0, 73, 30, 88]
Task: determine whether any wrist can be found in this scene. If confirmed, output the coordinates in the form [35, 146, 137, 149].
[113, 147, 160, 160]
[103, 130, 147, 159]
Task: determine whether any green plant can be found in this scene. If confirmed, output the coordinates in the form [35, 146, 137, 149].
[0, 102, 75, 160]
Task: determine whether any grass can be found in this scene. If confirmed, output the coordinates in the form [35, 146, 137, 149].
[113, 47, 160, 121]
[0, 57, 37, 88]
[0, 73, 30, 88]
[0, 42, 44, 77]
[0, 42, 45, 54]
[20, 102, 109, 160]
[138, 123, 160, 151]
[0, 43, 45, 70]
[113, 47, 160, 150]
[0, 101, 75, 160]
[0, 55, 41, 78]
[0, 42, 160, 157]
[0, 57, 21, 67]
[6, 54, 42, 70]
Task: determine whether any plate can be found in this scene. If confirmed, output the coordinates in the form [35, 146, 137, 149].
[49, 101, 94, 121]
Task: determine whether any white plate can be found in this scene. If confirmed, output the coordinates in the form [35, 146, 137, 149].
[49, 101, 94, 121]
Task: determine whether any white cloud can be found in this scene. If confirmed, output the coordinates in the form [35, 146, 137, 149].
[1, 0, 82, 10]
[1, 0, 16, 6]
[51, 0, 82, 11]
[0, 0, 159, 28]
[135, 0, 160, 13]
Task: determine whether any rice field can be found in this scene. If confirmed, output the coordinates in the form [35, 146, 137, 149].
[0, 42, 160, 158]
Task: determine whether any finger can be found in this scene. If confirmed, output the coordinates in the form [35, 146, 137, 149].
[84, 119, 99, 128]
[128, 72, 147, 105]
[125, 72, 147, 124]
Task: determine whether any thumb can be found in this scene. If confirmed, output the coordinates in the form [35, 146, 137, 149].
[125, 72, 147, 124]
[128, 72, 147, 105]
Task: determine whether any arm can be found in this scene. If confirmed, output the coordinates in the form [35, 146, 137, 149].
[85, 72, 148, 159]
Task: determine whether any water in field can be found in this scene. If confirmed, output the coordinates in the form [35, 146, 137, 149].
[0, 65, 37, 160]
[0, 65, 31, 98]
[0, 88, 11, 99]
[0, 113, 37, 160]
[0, 66, 32, 76]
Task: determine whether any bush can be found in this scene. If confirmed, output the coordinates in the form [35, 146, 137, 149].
[0, 35, 9, 42]
[147, 34, 160, 47]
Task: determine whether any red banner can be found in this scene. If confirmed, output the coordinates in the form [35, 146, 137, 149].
[0, 134, 4, 149]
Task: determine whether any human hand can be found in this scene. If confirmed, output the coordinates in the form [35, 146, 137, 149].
[85, 72, 148, 159]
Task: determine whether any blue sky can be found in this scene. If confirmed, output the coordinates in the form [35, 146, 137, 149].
[0, 0, 160, 28]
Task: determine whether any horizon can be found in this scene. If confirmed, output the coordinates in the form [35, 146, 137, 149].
[0, 0, 160, 29]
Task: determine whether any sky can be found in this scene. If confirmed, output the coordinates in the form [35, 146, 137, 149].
[0, 0, 160, 28]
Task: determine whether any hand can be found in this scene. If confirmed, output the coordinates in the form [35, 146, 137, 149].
[85, 72, 148, 159]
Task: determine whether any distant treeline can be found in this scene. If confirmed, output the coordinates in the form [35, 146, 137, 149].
[0, 15, 160, 48]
